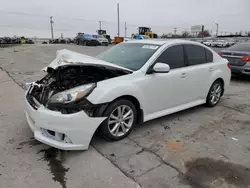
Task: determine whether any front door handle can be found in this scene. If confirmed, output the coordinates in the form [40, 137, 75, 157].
[180, 72, 187, 78]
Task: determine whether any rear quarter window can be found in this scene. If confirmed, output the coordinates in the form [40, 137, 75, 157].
[205, 49, 213, 63]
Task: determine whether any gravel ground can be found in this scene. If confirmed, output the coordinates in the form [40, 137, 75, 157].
[0, 44, 250, 188]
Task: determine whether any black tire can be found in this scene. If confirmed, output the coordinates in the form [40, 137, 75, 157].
[206, 80, 223, 107]
[79, 40, 84, 45]
[100, 99, 137, 141]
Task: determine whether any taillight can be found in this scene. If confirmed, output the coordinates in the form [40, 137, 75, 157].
[218, 53, 222, 57]
[242, 56, 250, 62]
[227, 62, 231, 69]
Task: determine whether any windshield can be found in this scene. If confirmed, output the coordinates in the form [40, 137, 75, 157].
[83, 34, 94, 39]
[97, 43, 160, 70]
[227, 43, 250, 52]
[93, 35, 103, 38]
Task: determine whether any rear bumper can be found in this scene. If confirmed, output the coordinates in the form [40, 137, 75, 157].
[24, 91, 106, 150]
[231, 63, 250, 75]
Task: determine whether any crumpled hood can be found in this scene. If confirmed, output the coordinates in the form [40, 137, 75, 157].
[42, 49, 133, 72]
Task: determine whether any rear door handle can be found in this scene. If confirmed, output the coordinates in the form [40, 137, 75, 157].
[208, 67, 214, 72]
[180, 72, 187, 78]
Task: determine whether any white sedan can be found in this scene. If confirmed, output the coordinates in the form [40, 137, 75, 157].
[25, 40, 231, 150]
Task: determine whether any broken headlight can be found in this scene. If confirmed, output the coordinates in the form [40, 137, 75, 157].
[48, 83, 96, 104]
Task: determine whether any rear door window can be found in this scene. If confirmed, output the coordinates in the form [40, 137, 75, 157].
[185, 44, 206, 66]
[156, 45, 185, 69]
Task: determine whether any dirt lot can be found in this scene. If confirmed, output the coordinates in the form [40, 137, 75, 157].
[0, 44, 250, 188]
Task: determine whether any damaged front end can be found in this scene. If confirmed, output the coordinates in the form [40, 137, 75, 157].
[26, 64, 131, 115]
[24, 49, 133, 150]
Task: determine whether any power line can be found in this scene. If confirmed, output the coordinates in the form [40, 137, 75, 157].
[0, 24, 49, 30]
[0, 9, 190, 31]
[0, 10, 113, 24]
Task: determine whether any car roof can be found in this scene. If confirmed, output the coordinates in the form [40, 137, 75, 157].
[125, 39, 201, 46]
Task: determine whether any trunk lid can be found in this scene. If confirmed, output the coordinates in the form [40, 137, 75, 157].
[42, 49, 133, 72]
[220, 50, 250, 66]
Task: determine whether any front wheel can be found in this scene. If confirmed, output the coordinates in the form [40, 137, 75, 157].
[100, 99, 137, 141]
[206, 80, 223, 107]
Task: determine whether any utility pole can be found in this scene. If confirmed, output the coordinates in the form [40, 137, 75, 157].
[173, 28, 177, 35]
[125, 22, 127, 37]
[99, 21, 102, 30]
[215, 22, 219, 37]
[50, 16, 54, 40]
[117, 3, 120, 36]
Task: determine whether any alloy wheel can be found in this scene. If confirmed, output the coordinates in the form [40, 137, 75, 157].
[108, 105, 134, 137]
[210, 83, 222, 105]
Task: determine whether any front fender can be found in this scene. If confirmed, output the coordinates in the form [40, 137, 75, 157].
[87, 83, 146, 111]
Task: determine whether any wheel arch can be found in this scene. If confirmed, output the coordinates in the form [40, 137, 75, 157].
[95, 95, 144, 124]
[113, 95, 144, 124]
[213, 77, 225, 96]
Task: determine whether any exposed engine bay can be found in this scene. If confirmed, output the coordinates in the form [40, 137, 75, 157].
[26, 64, 131, 114]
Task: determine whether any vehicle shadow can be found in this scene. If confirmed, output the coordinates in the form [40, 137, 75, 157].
[231, 74, 250, 83]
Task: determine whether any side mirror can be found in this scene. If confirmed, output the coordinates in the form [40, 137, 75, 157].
[152, 62, 170, 73]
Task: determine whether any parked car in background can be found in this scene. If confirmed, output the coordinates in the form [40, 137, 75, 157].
[203, 40, 215, 47]
[196, 39, 204, 44]
[0, 36, 34, 45]
[26, 39, 35, 44]
[65, 38, 74, 44]
[214, 40, 229, 48]
[228, 39, 235, 46]
[24, 40, 230, 150]
[49, 38, 66, 44]
[124, 37, 133, 42]
[132, 34, 151, 40]
[75, 33, 99, 46]
[92, 35, 109, 46]
[220, 43, 250, 75]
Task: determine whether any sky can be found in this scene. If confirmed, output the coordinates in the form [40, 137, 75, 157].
[0, 0, 249, 38]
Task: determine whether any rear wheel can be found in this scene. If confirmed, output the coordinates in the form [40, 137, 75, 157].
[100, 99, 137, 141]
[206, 80, 223, 107]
